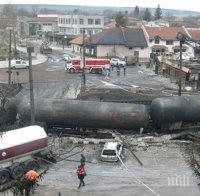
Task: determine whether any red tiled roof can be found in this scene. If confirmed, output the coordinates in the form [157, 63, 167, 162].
[145, 26, 187, 40]
[70, 35, 86, 45]
[151, 45, 168, 49]
[188, 29, 200, 41]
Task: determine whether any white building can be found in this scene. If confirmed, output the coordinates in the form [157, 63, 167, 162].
[58, 14, 104, 35]
[36, 12, 59, 34]
[144, 26, 193, 55]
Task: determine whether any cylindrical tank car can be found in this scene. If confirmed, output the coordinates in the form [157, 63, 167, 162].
[17, 98, 149, 131]
[151, 95, 200, 130]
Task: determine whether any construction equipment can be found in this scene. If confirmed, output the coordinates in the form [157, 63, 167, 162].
[40, 42, 52, 54]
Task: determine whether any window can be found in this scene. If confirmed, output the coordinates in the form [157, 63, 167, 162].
[95, 19, 101, 25]
[166, 40, 173, 45]
[88, 19, 94, 25]
[79, 19, 84, 25]
[102, 150, 116, 156]
[155, 36, 160, 44]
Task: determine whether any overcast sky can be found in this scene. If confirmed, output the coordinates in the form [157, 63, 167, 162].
[1, 0, 200, 12]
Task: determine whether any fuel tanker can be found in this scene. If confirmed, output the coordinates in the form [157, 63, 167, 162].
[17, 98, 149, 131]
[0, 126, 48, 184]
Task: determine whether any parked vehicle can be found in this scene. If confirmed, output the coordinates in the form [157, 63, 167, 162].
[0, 126, 53, 184]
[11, 59, 29, 69]
[100, 142, 123, 162]
[62, 54, 71, 61]
[110, 58, 126, 67]
[40, 43, 52, 54]
[126, 56, 138, 66]
[65, 58, 110, 74]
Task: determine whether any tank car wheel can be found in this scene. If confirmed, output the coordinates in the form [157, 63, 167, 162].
[0, 169, 10, 184]
[24, 160, 39, 172]
[10, 163, 24, 179]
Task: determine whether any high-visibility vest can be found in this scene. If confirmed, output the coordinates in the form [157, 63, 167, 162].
[25, 170, 39, 180]
[76, 166, 86, 175]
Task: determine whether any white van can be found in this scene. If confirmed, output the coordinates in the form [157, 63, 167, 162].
[100, 142, 123, 162]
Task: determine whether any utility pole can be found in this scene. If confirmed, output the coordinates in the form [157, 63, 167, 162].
[8, 29, 12, 85]
[13, 28, 17, 58]
[27, 46, 35, 124]
[82, 28, 86, 87]
[179, 39, 183, 96]
[177, 33, 185, 96]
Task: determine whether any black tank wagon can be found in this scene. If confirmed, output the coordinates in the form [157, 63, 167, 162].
[17, 98, 149, 131]
[150, 95, 200, 130]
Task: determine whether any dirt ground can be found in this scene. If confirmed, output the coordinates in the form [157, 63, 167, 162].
[5, 135, 197, 196]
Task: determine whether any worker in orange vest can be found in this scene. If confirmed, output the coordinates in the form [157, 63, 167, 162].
[76, 165, 86, 188]
[25, 170, 39, 180]
[24, 169, 39, 196]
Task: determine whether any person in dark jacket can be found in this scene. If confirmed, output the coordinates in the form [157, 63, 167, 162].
[76, 165, 86, 188]
[80, 154, 86, 166]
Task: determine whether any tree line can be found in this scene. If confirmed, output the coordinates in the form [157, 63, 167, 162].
[115, 5, 162, 27]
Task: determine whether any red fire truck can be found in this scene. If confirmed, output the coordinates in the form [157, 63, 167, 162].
[65, 58, 110, 74]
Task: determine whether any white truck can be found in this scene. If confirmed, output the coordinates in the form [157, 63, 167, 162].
[0, 126, 48, 185]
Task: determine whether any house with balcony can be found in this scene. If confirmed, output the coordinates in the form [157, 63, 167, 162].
[58, 14, 104, 36]
[187, 29, 200, 57]
[144, 26, 193, 56]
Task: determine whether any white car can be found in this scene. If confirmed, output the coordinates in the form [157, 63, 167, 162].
[110, 58, 126, 67]
[62, 54, 71, 61]
[100, 142, 123, 162]
[11, 59, 29, 69]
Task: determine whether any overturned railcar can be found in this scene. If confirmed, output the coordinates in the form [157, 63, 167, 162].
[17, 98, 149, 131]
[150, 95, 200, 130]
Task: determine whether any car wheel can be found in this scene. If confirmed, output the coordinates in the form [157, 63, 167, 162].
[90, 69, 95, 74]
[69, 68, 75, 73]
[26, 66, 29, 69]
[12, 66, 16, 69]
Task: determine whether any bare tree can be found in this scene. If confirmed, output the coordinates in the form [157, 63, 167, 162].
[31, 5, 39, 17]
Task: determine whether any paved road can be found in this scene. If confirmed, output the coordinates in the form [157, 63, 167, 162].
[0, 41, 179, 99]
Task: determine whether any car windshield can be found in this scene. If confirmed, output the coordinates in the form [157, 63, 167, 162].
[102, 150, 116, 156]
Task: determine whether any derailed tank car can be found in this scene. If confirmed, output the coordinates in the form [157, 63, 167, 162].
[150, 95, 200, 130]
[17, 98, 149, 131]
[0, 101, 18, 127]
[0, 126, 47, 184]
